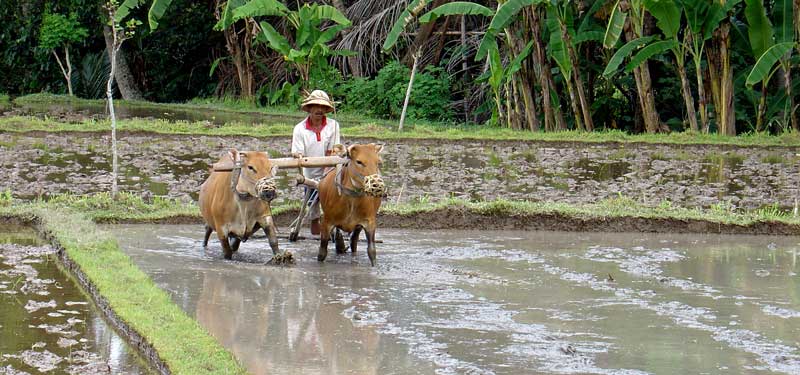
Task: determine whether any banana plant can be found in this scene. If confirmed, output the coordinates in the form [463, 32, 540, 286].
[602, 0, 662, 133]
[254, 3, 353, 87]
[116, 0, 173, 30]
[744, 0, 797, 132]
[605, 0, 696, 131]
[678, 0, 735, 132]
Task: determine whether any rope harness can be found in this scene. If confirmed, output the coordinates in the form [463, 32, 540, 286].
[333, 160, 386, 198]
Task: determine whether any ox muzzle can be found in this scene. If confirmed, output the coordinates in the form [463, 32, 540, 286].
[256, 177, 278, 202]
[362, 174, 386, 197]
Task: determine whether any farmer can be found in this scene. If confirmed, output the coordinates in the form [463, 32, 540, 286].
[291, 89, 342, 235]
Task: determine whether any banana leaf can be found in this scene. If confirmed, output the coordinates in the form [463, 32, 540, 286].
[419, 2, 493, 24]
[382, 0, 431, 52]
[147, 0, 173, 30]
[746, 42, 795, 87]
[603, 0, 626, 48]
[644, 0, 681, 38]
[258, 21, 291, 56]
[624, 39, 678, 72]
[744, 0, 774, 57]
[602, 36, 656, 77]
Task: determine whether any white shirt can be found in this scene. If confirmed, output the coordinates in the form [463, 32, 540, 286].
[291, 116, 341, 180]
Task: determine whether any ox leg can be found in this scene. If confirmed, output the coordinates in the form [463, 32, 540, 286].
[260, 216, 280, 255]
[365, 223, 377, 267]
[203, 225, 213, 247]
[334, 229, 346, 254]
[318, 218, 331, 262]
[218, 232, 234, 260]
[228, 234, 241, 252]
[349, 226, 362, 254]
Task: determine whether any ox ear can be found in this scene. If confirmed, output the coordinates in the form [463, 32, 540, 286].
[373, 143, 384, 154]
[228, 148, 240, 162]
[270, 164, 279, 177]
[346, 144, 357, 158]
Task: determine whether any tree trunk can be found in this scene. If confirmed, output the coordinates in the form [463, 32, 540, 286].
[103, 25, 143, 100]
[756, 83, 766, 132]
[693, 53, 710, 132]
[795, 0, 800, 56]
[563, 72, 584, 131]
[53, 49, 73, 96]
[712, 22, 735, 136]
[529, 6, 567, 131]
[106, 31, 119, 198]
[65, 47, 73, 97]
[432, 16, 449, 66]
[676, 57, 698, 132]
[508, 19, 539, 131]
[561, 22, 593, 131]
[624, 21, 660, 133]
[784, 62, 798, 132]
[461, 15, 469, 123]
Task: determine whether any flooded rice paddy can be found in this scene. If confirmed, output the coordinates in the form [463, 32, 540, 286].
[111, 224, 800, 374]
[0, 225, 149, 374]
[2, 132, 800, 210]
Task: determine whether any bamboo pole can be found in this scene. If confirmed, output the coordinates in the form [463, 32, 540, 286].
[398, 52, 420, 131]
[212, 155, 348, 172]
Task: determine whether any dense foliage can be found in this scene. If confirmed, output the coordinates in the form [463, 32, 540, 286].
[1, 0, 798, 132]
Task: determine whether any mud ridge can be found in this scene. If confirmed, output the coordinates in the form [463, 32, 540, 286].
[94, 209, 800, 236]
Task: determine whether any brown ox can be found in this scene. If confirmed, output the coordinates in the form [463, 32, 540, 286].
[318, 143, 386, 266]
[199, 149, 280, 260]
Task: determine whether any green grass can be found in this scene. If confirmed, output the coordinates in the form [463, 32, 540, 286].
[0, 201, 247, 374]
[7, 94, 800, 147]
[380, 196, 800, 225]
[4, 114, 800, 147]
[5, 191, 797, 229]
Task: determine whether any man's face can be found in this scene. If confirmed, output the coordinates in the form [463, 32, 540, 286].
[308, 105, 327, 121]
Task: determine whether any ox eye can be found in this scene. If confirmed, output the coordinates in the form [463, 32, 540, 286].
[356, 160, 364, 166]
[248, 165, 256, 172]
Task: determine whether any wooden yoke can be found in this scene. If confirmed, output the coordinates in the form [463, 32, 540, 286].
[212, 155, 348, 172]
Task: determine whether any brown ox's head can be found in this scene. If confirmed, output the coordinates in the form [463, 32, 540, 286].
[230, 149, 278, 202]
[345, 143, 385, 197]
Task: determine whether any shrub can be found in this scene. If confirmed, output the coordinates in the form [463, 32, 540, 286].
[341, 61, 452, 122]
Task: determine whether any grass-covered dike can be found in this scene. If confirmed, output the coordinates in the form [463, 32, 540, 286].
[6, 94, 800, 147]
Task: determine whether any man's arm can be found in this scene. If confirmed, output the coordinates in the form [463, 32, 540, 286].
[291, 126, 304, 157]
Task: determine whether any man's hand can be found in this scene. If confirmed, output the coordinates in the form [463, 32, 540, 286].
[328, 144, 346, 157]
[291, 152, 303, 159]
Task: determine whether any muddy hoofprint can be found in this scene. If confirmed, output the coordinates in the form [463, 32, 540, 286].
[2, 133, 799, 210]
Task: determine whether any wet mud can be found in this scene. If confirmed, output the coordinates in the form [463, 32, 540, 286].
[111, 224, 800, 374]
[1, 131, 799, 211]
[0, 225, 149, 374]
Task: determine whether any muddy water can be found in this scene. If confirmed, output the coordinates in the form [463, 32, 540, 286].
[0, 225, 150, 374]
[111, 224, 800, 374]
[2, 132, 800, 210]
